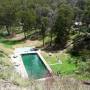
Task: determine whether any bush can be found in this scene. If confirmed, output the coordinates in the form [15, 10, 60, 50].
[72, 34, 90, 52]
[77, 62, 90, 77]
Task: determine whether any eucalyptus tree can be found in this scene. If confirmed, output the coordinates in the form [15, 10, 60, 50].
[16, 0, 37, 39]
[48, 9, 57, 46]
[53, 4, 74, 48]
[0, 0, 20, 35]
[17, 9, 37, 39]
[75, 0, 87, 22]
[41, 17, 48, 46]
[82, 0, 90, 29]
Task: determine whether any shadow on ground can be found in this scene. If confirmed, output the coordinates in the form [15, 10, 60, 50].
[27, 31, 42, 41]
[0, 38, 25, 46]
[36, 42, 65, 53]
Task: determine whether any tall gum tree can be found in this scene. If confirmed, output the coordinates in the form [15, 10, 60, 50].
[53, 4, 74, 48]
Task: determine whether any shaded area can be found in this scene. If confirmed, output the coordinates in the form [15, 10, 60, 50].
[69, 34, 90, 56]
[27, 30, 42, 41]
[0, 38, 25, 48]
[36, 44, 64, 54]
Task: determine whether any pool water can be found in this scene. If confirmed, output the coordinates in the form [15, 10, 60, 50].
[21, 53, 50, 79]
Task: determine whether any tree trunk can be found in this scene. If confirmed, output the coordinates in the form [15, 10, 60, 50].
[23, 25, 27, 39]
[50, 31, 53, 46]
[24, 31, 27, 39]
[43, 36, 45, 47]
[6, 26, 10, 35]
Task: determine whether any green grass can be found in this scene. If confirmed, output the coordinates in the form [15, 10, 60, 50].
[0, 37, 24, 48]
[76, 74, 90, 80]
[0, 51, 31, 87]
[44, 55, 57, 64]
[0, 34, 89, 80]
[51, 60, 76, 75]
[44, 52, 90, 80]
[43, 53, 77, 75]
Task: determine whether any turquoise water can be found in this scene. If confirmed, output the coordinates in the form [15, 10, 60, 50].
[21, 53, 50, 79]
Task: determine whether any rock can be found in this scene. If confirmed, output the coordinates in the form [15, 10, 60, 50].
[48, 53, 53, 56]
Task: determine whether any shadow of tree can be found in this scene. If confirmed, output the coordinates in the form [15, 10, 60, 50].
[27, 30, 42, 41]
[1, 38, 25, 46]
[36, 42, 63, 53]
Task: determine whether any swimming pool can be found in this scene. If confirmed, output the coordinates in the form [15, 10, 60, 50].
[11, 47, 52, 80]
[21, 53, 51, 79]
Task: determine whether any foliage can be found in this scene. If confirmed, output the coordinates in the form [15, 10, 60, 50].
[0, 0, 90, 80]
[0, 0, 19, 35]
[71, 34, 90, 54]
[41, 17, 49, 46]
[77, 61, 90, 78]
[44, 53, 76, 75]
[53, 4, 74, 48]
[82, 0, 90, 27]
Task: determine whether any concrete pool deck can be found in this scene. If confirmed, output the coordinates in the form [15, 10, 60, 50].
[10, 53, 28, 79]
[10, 47, 52, 80]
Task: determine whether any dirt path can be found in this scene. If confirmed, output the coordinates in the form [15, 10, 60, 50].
[13, 40, 42, 48]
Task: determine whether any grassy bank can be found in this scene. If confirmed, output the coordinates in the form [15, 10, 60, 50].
[43, 53, 76, 75]
[0, 35, 90, 80]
